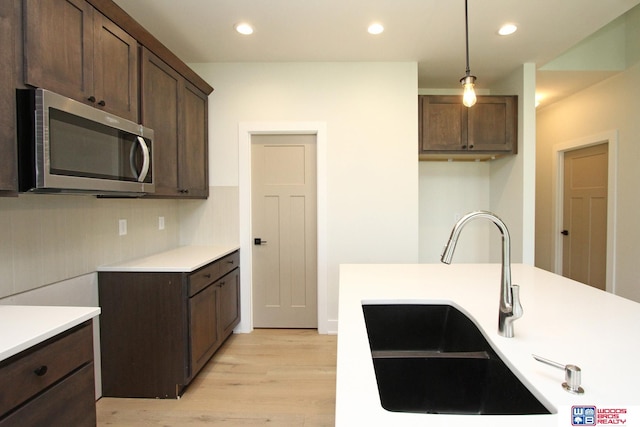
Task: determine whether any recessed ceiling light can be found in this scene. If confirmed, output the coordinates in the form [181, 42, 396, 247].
[368, 23, 384, 35]
[235, 23, 254, 35]
[498, 24, 517, 36]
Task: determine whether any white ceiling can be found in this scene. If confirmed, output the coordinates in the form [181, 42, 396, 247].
[113, 0, 640, 107]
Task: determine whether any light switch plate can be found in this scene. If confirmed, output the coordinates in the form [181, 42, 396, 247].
[119, 219, 127, 236]
[158, 216, 165, 230]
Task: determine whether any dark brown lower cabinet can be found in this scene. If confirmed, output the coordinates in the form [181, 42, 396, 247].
[98, 251, 240, 398]
[0, 322, 96, 427]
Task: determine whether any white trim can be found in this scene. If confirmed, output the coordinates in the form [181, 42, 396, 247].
[551, 130, 618, 293]
[237, 122, 329, 334]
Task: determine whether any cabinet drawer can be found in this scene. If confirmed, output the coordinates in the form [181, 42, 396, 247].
[0, 363, 96, 427]
[218, 251, 239, 278]
[188, 251, 240, 297]
[0, 322, 93, 416]
[189, 262, 220, 297]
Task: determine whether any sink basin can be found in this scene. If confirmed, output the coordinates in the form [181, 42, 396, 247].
[362, 304, 551, 415]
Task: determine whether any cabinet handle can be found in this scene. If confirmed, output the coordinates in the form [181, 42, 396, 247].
[227, 260, 234, 265]
[218, 281, 226, 287]
[34, 365, 48, 376]
[87, 96, 96, 103]
[468, 144, 474, 149]
[204, 273, 211, 279]
[461, 145, 467, 149]
[98, 100, 106, 107]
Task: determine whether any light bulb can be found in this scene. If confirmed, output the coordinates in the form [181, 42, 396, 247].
[367, 23, 384, 35]
[460, 75, 477, 107]
[462, 82, 476, 107]
[235, 23, 254, 35]
[498, 24, 517, 36]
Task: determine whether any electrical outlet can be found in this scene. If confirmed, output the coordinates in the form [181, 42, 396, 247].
[119, 219, 127, 236]
[158, 216, 165, 230]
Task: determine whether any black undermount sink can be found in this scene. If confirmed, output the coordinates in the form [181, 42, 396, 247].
[362, 304, 551, 415]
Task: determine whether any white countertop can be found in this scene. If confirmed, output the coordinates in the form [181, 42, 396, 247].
[0, 305, 100, 362]
[97, 245, 240, 272]
[336, 263, 640, 426]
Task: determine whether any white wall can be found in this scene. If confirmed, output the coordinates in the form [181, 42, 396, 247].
[536, 60, 640, 302]
[418, 161, 492, 263]
[491, 63, 538, 265]
[184, 62, 419, 333]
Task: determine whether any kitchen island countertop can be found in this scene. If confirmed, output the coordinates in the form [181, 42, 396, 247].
[97, 244, 239, 273]
[336, 263, 640, 426]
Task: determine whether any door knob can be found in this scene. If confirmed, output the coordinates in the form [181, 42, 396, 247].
[254, 238, 267, 245]
[561, 230, 569, 236]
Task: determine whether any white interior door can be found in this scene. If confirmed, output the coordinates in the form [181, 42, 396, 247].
[251, 134, 317, 328]
[562, 143, 608, 290]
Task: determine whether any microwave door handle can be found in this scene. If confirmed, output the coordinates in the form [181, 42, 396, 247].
[132, 136, 150, 182]
[129, 143, 139, 179]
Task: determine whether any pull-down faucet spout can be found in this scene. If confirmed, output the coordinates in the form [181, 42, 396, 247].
[440, 211, 523, 338]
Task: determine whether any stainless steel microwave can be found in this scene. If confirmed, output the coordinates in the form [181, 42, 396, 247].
[17, 88, 155, 195]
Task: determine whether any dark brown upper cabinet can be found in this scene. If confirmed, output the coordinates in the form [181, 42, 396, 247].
[3, 0, 212, 198]
[0, 0, 21, 194]
[140, 48, 208, 198]
[23, 0, 139, 122]
[419, 95, 518, 161]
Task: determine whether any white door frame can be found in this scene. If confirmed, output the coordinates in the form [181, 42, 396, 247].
[551, 130, 618, 293]
[238, 122, 328, 334]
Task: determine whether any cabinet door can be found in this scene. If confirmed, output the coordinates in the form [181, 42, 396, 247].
[24, 0, 94, 102]
[219, 269, 240, 338]
[468, 96, 517, 152]
[0, 0, 19, 193]
[179, 81, 209, 198]
[419, 95, 467, 152]
[189, 283, 219, 377]
[93, 12, 138, 121]
[140, 47, 180, 196]
[141, 48, 209, 199]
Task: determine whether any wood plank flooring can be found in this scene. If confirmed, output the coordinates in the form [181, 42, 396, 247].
[96, 329, 337, 426]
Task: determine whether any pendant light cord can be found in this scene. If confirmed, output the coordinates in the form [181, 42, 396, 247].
[464, 0, 471, 76]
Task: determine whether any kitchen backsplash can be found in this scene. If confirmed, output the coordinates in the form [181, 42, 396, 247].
[0, 194, 180, 298]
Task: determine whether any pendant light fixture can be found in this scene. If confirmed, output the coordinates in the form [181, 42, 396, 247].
[460, 0, 477, 107]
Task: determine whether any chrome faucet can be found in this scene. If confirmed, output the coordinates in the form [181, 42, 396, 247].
[440, 211, 523, 338]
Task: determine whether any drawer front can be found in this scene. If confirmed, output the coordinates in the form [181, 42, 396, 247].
[0, 322, 93, 416]
[189, 262, 220, 297]
[0, 363, 96, 427]
[218, 251, 239, 278]
[188, 251, 239, 297]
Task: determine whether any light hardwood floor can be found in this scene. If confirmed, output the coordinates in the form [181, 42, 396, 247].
[96, 329, 337, 426]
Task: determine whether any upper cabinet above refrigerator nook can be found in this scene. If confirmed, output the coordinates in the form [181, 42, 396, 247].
[419, 95, 518, 161]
